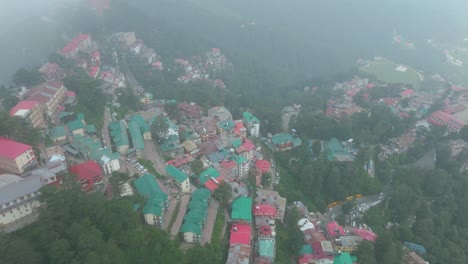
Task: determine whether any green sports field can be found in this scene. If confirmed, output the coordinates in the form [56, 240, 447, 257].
[360, 62, 423, 89]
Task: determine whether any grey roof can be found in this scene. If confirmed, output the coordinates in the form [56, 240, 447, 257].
[0, 162, 67, 206]
[0, 175, 43, 206]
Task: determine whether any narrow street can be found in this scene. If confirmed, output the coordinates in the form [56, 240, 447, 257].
[201, 200, 219, 245]
[143, 140, 167, 176]
[162, 198, 178, 230]
[101, 107, 112, 149]
[170, 194, 190, 237]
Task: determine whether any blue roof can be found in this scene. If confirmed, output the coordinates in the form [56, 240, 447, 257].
[404, 241, 427, 254]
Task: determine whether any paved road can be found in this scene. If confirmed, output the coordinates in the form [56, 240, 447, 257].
[101, 107, 112, 149]
[162, 198, 178, 230]
[170, 194, 190, 237]
[201, 200, 219, 245]
[143, 140, 167, 175]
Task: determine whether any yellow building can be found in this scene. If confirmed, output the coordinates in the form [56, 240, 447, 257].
[0, 138, 36, 174]
[9, 100, 45, 129]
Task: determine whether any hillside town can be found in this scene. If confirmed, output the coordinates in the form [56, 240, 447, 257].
[2, 30, 465, 264]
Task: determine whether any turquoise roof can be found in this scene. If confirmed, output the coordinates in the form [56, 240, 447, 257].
[300, 245, 313, 255]
[231, 196, 252, 222]
[180, 221, 202, 235]
[271, 133, 293, 145]
[59, 112, 74, 119]
[165, 165, 189, 183]
[128, 121, 144, 150]
[231, 138, 242, 149]
[67, 119, 85, 131]
[109, 121, 129, 148]
[77, 113, 85, 120]
[333, 252, 354, 264]
[191, 188, 211, 202]
[199, 167, 221, 185]
[86, 125, 97, 134]
[88, 147, 120, 165]
[160, 135, 180, 152]
[133, 174, 162, 196]
[218, 120, 235, 132]
[188, 200, 208, 210]
[69, 135, 101, 156]
[50, 126, 67, 139]
[258, 238, 275, 259]
[130, 114, 151, 134]
[230, 154, 247, 165]
[243, 111, 259, 124]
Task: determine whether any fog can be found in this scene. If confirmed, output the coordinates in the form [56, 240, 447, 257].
[1, 0, 468, 85]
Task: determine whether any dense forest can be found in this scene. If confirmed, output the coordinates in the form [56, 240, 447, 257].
[0, 176, 224, 264]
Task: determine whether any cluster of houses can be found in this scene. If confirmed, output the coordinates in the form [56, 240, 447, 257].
[111, 32, 161, 68]
[175, 48, 229, 88]
[226, 190, 286, 264]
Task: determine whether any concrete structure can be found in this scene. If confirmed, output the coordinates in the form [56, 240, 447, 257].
[254, 160, 271, 187]
[58, 34, 92, 58]
[129, 114, 152, 140]
[67, 119, 86, 136]
[230, 154, 250, 178]
[24, 81, 67, 117]
[199, 167, 224, 191]
[9, 100, 45, 128]
[0, 138, 36, 175]
[165, 165, 190, 193]
[255, 190, 287, 222]
[208, 106, 232, 122]
[243, 112, 260, 137]
[428, 110, 464, 133]
[133, 174, 168, 226]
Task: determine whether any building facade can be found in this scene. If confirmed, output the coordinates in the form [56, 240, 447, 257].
[0, 138, 36, 174]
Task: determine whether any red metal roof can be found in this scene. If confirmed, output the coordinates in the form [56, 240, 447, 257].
[66, 91, 76, 97]
[259, 225, 272, 237]
[9, 100, 39, 116]
[0, 137, 33, 159]
[428, 111, 464, 129]
[382, 98, 399, 106]
[255, 160, 270, 173]
[253, 204, 277, 217]
[69, 160, 102, 182]
[353, 228, 377, 242]
[204, 175, 225, 191]
[326, 221, 345, 237]
[229, 223, 251, 245]
[400, 89, 414, 97]
[89, 66, 100, 77]
[221, 160, 237, 170]
[60, 34, 90, 54]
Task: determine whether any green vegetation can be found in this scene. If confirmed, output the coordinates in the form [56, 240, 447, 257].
[137, 158, 163, 178]
[64, 70, 106, 131]
[213, 182, 233, 206]
[0, 111, 42, 146]
[360, 62, 422, 89]
[12, 67, 45, 87]
[211, 207, 224, 246]
[275, 208, 303, 264]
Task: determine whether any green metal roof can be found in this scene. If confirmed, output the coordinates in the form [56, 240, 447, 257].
[271, 133, 293, 145]
[293, 138, 302, 147]
[50, 126, 67, 139]
[184, 210, 207, 224]
[86, 125, 97, 134]
[191, 188, 211, 202]
[258, 238, 275, 259]
[218, 120, 235, 131]
[159, 135, 180, 152]
[243, 111, 259, 124]
[231, 196, 252, 222]
[230, 154, 247, 165]
[300, 245, 313, 255]
[333, 252, 354, 264]
[109, 121, 129, 148]
[67, 119, 85, 131]
[142, 192, 168, 216]
[59, 112, 74, 119]
[128, 121, 144, 150]
[70, 135, 101, 156]
[180, 221, 202, 235]
[133, 174, 162, 196]
[188, 200, 208, 210]
[130, 114, 151, 134]
[89, 147, 120, 165]
[199, 167, 221, 185]
[231, 138, 242, 149]
[77, 113, 85, 120]
[165, 165, 188, 183]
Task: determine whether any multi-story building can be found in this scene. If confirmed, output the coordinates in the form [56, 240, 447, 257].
[109, 120, 130, 155]
[428, 110, 464, 133]
[208, 106, 232, 122]
[180, 188, 211, 243]
[165, 165, 190, 193]
[24, 81, 67, 117]
[0, 162, 65, 229]
[133, 174, 168, 226]
[254, 159, 271, 187]
[69, 160, 103, 192]
[243, 112, 260, 137]
[231, 154, 250, 178]
[58, 34, 92, 59]
[9, 100, 45, 128]
[0, 138, 36, 175]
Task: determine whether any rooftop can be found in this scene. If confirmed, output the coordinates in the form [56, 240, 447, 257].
[133, 174, 162, 196]
[230, 223, 251, 245]
[253, 204, 277, 217]
[165, 165, 189, 183]
[271, 133, 293, 145]
[69, 160, 101, 181]
[128, 121, 144, 150]
[243, 112, 260, 124]
[231, 196, 252, 222]
[0, 137, 33, 160]
[199, 167, 221, 185]
[50, 126, 68, 139]
[67, 119, 85, 132]
[9, 100, 39, 117]
[258, 238, 275, 259]
[109, 121, 129, 148]
[255, 160, 271, 173]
